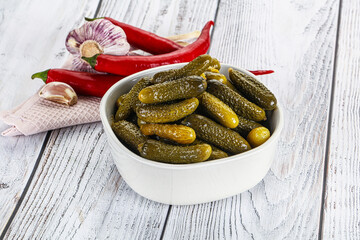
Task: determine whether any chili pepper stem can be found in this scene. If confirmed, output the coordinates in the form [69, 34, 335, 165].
[31, 69, 49, 83]
[84, 17, 104, 21]
[82, 54, 99, 69]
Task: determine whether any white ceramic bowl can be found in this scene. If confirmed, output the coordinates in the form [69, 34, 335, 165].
[100, 63, 284, 205]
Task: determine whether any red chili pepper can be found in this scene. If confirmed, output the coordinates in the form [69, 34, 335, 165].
[31, 69, 124, 97]
[248, 70, 274, 75]
[82, 21, 214, 76]
[85, 17, 183, 55]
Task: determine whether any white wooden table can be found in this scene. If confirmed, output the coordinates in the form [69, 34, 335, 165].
[0, 0, 358, 239]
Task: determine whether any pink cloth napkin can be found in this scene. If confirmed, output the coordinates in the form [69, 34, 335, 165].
[0, 93, 101, 137]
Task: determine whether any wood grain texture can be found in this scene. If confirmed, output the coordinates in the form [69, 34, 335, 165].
[4, 124, 169, 239]
[3, 0, 219, 239]
[0, 0, 99, 234]
[322, 0, 360, 238]
[162, 0, 340, 239]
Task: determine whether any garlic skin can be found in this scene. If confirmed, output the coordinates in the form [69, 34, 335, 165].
[39, 82, 78, 106]
[65, 19, 130, 72]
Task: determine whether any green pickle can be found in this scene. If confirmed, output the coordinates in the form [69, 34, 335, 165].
[111, 120, 147, 153]
[152, 54, 212, 83]
[140, 123, 196, 144]
[192, 139, 228, 160]
[138, 139, 212, 164]
[137, 118, 148, 127]
[233, 115, 263, 137]
[204, 72, 227, 82]
[115, 94, 127, 108]
[209, 57, 221, 70]
[198, 92, 239, 128]
[229, 68, 277, 110]
[115, 77, 151, 121]
[136, 97, 199, 123]
[182, 114, 251, 154]
[207, 80, 266, 122]
[139, 76, 206, 104]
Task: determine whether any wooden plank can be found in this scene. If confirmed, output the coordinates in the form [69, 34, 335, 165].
[162, 0, 340, 239]
[3, 0, 219, 239]
[322, 0, 360, 238]
[0, 0, 100, 234]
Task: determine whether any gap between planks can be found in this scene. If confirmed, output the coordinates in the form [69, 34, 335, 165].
[318, 0, 343, 239]
[0, 0, 103, 237]
[0, 132, 52, 239]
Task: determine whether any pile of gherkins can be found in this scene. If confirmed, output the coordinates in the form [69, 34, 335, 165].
[111, 54, 277, 164]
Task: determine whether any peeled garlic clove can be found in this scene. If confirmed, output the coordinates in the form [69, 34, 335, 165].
[39, 82, 78, 106]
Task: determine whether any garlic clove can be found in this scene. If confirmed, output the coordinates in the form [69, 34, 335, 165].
[39, 82, 78, 106]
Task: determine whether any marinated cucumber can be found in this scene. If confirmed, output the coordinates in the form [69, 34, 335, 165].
[136, 97, 199, 123]
[229, 68, 277, 110]
[116, 94, 127, 108]
[137, 118, 148, 127]
[111, 120, 147, 153]
[198, 92, 239, 128]
[206, 80, 266, 122]
[138, 76, 206, 104]
[182, 114, 251, 154]
[130, 77, 152, 111]
[247, 126, 271, 147]
[151, 69, 176, 82]
[204, 71, 237, 91]
[192, 139, 228, 160]
[140, 123, 196, 144]
[233, 115, 263, 137]
[203, 71, 237, 91]
[138, 139, 212, 164]
[115, 77, 151, 121]
[207, 67, 219, 73]
[204, 72, 227, 82]
[152, 54, 212, 83]
[209, 57, 221, 70]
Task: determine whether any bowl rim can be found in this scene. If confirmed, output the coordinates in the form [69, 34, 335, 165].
[100, 63, 284, 170]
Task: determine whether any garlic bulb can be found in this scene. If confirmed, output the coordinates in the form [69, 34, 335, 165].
[39, 82, 78, 106]
[65, 19, 130, 72]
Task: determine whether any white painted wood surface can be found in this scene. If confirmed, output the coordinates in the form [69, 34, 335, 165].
[322, 0, 360, 238]
[1, 0, 359, 239]
[163, 0, 340, 239]
[0, 0, 99, 234]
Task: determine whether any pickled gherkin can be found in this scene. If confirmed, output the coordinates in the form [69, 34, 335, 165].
[203, 71, 237, 91]
[115, 77, 151, 121]
[192, 139, 228, 160]
[207, 80, 266, 122]
[204, 71, 226, 82]
[136, 98, 199, 123]
[138, 76, 206, 104]
[198, 92, 239, 128]
[140, 123, 196, 144]
[229, 68, 277, 110]
[247, 127, 271, 148]
[152, 54, 212, 83]
[209, 57, 221, 70]
[182, 114, 251, 154]
[233, 115, 263, 137]
[111, 120, 147, 153]
[116, 94, 127, 108]
[138, 139, 212, 164]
